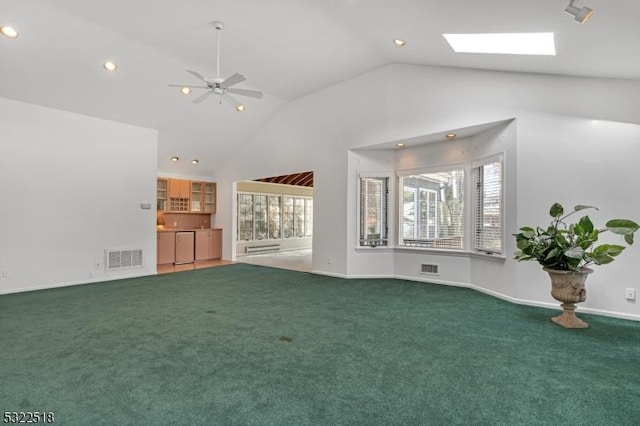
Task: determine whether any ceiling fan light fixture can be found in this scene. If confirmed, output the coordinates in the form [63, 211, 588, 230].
[0, 25, 19, 39]
[564, 0, 594, 24]
[103, 61, 118, 72]
[168, 20, 264, 109]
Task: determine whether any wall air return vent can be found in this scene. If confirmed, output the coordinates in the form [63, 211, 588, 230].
[420, 263, 439, 275]
[105, 249, 144, 271]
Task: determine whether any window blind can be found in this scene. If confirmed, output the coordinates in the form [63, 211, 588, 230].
[474, 160, 503, 254]
[359, 177, 389, 247]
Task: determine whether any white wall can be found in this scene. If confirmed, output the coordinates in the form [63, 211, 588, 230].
[515, 112, 640, 317]
[0, 98, 158, 294]
[212, 63, 640, 320]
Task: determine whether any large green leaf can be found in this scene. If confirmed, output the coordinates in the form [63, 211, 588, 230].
[516, 239, 531, 250]
[564, 246, 585, 259]
[549, 203, 564, 218]
[578, 215, 594, 234]
[518, 227, 536, 238]
[591, 254, 614, 265]
[592, 244, 625, 256]
[544, 247, 560, 261]
[606, 219, 640, 235]
[574, 205, 598, 212]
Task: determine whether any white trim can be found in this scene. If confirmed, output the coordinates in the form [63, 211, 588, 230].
[471, 152, 504, 169]
[319, 271, 640, 322]
[0, 272, 156, 295]
[397, 162, 466, 177]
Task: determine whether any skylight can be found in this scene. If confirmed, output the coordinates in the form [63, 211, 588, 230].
[443, 32, 556, 56]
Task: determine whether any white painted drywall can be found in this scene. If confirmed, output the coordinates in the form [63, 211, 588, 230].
[211, 63, 640, 320]
[0, 97, 158, 293]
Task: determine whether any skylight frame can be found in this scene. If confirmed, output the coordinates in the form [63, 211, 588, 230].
[443, 32, 556, 56]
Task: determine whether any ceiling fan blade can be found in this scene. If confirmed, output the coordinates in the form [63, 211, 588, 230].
[192, 91, 213, 104]
[168, 84, 209, 89]
[228, 88, 264, 99]
[187, 69, 208, 82]
[222, 93, 243, 110]
[220, 73, 246, 89]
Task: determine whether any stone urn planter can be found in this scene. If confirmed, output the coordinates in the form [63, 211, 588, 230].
[544, 267, 593, 328]
[514, 202, 639, 329]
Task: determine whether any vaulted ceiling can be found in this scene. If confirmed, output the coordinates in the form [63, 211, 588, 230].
[2, 1, 639, 176]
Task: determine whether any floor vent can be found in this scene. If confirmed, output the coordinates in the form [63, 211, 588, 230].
[246, 244, 280, 254]
[106, 249, 144, 271]
[420, 263, 439, 275]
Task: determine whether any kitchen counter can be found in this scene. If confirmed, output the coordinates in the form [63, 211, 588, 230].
[157, 228, 222, 232]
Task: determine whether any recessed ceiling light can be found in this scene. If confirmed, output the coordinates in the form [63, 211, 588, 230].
[446, 133, 457, 139]
[191, 159, 199, 164]
[170, 156, 179, 162]
[236, 105, 245, 112]
[443, 32, 556, 56]
[393, 39, 406, 47]
[0, 26, 19, 39]
[396, 143, 406, 148]
[180, 87, 191, 95]
[103, 61, 118, 72]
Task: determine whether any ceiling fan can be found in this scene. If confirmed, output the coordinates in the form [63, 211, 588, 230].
[169, 21, 263, 111]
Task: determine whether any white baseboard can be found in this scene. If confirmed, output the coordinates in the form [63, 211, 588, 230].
[311, 271, 640, 322]
[0, 271, 156, 295]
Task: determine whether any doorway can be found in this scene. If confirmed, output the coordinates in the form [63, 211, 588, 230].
[235, 171, 313, 272]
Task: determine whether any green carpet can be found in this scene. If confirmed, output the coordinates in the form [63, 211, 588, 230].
[1, 263, 639, 425]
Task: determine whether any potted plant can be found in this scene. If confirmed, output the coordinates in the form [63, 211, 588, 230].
[514, 202, 639, 328]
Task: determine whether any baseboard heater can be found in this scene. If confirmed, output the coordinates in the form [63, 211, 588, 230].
[246, 244, 280, 254]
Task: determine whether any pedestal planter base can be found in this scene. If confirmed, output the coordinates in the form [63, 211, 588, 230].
[544, 267, 593, 329]
[551, 303, 589, 328]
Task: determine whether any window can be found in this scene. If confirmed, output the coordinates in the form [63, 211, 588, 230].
[254, 195, 268, 240]
[238, 192, 312, 241]
[399, 169, 464, 250]
[359, 176, 389, 247]
[268, 195, 281, 239]
[294, 198, 305, 237]
[474, 157, 503, 254]
[304, 199, 313, 237]
[238, 194, 254, 241]
[282, 197, 294, 239]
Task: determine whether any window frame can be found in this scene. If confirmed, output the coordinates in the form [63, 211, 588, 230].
[357, 174, 390, 248]
[397, 164, 466, 251]
[237, 191, 313, 242]
[472, 153, 504, 255]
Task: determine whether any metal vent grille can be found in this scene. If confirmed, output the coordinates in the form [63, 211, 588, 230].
[420, 263, 439, 275]
[106, 249, 144, 270]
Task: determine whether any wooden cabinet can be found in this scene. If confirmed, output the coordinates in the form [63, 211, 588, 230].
[204, 182, 216, 213]
[195, 229, 222, 260]
[190, 181, 217, 213]
[158, 178, 216, 214]
[157, 232, 175, 265]
[157, 178, 168, 211]
[168, 179, 190, 212]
